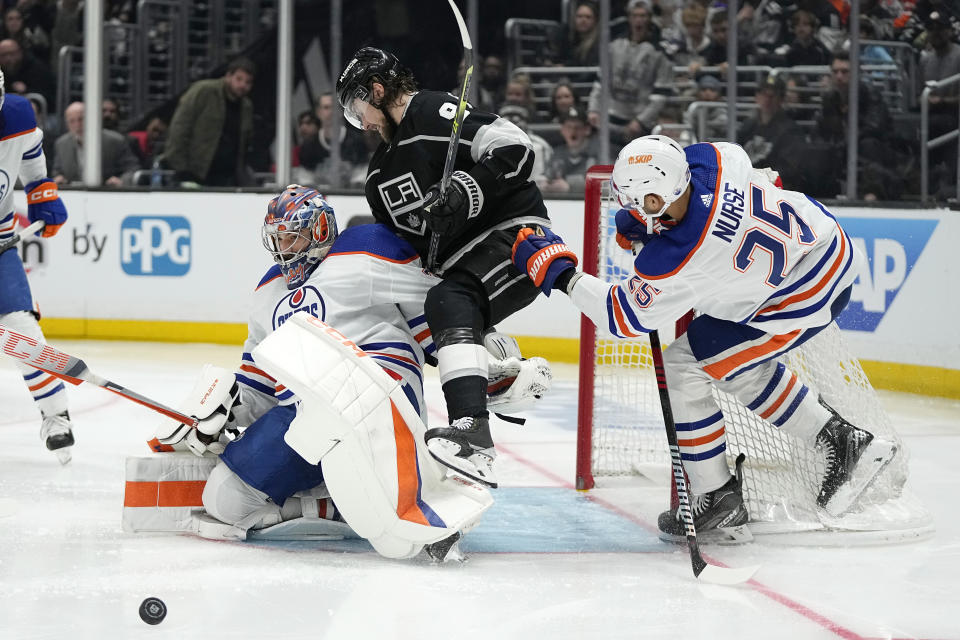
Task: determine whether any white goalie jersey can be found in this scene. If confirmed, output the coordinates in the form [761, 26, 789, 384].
[571, 142, 864, 338]
[236, 224, 439, 422]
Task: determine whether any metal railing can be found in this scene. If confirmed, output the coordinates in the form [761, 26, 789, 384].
[920, 73, 960, 202]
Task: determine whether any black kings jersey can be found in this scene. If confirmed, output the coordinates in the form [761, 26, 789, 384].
[364, 90, 549, 269]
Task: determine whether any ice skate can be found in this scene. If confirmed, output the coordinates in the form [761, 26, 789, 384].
[815, 412, 897, 517]
[425, 415, 498, 488]
[658, 454, 751, 544]
[424, 531, 466, 563]
[40, 411, 75, 465]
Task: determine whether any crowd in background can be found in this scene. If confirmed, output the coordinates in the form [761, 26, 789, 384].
[4, 0, 960, 201]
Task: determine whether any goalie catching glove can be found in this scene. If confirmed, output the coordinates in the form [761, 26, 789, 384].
[150, 365, 243, 457]
[511, 226, 578, 296]
[25, 179, 67, 238]
[421, 170, 484, 234]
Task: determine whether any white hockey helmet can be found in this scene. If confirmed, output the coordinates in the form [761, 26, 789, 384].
[610, 135, 690, 233]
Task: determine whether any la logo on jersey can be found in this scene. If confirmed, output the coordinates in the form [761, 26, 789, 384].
[272, 285, 325, 330]
[838, 217, 937, 332]
[377, 172, 428, 235]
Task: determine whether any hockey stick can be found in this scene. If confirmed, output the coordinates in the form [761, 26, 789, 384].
[0, 220, 44, 255]
[0, 323, 198, 427]
[425, 0, 473, 272]
[649, 330, 760, 585]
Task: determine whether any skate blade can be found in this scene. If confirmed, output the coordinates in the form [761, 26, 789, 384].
[427, 439, 498, 488]
[823, 440, 898, 517]
[54, 447, 72, 465]
[658, 524, 754, 546]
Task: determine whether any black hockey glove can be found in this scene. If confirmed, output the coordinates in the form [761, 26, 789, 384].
[421, 170, 484, 234]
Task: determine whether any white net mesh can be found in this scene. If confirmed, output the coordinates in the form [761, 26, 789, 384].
[581, 170, 932, 540]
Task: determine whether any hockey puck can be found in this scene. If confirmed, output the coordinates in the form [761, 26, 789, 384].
[139, 597, 167, 625]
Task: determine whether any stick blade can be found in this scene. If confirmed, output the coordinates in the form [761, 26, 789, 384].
[696, 562, 761, 585]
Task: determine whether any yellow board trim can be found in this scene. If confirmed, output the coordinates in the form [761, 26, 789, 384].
[38, 321, 960, 399]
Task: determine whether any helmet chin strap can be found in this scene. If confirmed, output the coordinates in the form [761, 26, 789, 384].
[644, 200, 671, 234]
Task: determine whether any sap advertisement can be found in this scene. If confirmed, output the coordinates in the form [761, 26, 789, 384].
[10, 191, 960, 371]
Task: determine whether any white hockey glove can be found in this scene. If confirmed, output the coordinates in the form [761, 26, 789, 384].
[483, 330, 553, 418]
[150, 365, 242, 457]
[755, 167, 783, 187]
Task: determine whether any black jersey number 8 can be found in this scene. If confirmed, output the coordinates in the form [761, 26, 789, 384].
[439, 102, 471, 121]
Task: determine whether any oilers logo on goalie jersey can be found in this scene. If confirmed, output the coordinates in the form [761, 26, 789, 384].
[272, 285, 325, 330]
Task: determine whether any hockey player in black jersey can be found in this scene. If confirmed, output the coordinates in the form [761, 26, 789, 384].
[336, 47, 551, 487]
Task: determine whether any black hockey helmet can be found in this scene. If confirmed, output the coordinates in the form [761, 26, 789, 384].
[336, 47, 400, 129]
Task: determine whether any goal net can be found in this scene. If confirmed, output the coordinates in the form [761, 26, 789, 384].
[575, 165, 932, 544]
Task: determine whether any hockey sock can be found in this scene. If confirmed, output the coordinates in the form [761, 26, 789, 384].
[718, 360, 831, 442]
[1, 311, 69, 416]
[425, 274, 490, 421]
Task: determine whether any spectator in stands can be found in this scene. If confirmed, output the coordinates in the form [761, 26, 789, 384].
[299, 92, 371, 188]
[26, 92, 54, 174]
[784, 10, 832, 66]
[816, 50, 901, 200]
[161, 56, 256, 187]
[858, 15, 897, 66]
[587, 0, 674, 141]
[701, 11, 753, 69]
[549, 82, 580, 123]
[499, 104, 551, 189]
[0, 37, 55, 111]
[102, 98, 121, 131]
[663, 4, 710, 72]
[543, 106, 599, 193]
[652, 104, 697, 145]
[52, 101, 141, 186]
[50, 0, 81, 68]
[474, 55, 506, 113]
[128, 115, 168, 170]
[739, 0, 793, 65]
[806, 0, 850, 53]
[738, 73, 809, 191]
[685, 74, 727, 141]
[499, 74, 540, 122]
[3, 3, 52, 62]
[553, 0, 600, 68]
[920, 10, 960, 193]
[898, 0, 960, 50]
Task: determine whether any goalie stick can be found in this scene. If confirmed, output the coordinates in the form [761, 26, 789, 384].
[0, 220, 44, 255]
[0, 323, 198, 428]
[425, 0, 473, 272]
[649, 329, 760, 585]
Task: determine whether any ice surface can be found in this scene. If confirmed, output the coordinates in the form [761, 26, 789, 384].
[1, 341, 958, 639]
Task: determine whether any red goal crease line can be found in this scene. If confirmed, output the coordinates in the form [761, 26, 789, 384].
[494, 441, 936, 640]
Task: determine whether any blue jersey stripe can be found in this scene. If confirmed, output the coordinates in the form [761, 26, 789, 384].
[34, 383, 65, 401]
[360, 341, 420, 358]
[773, 385, 808, 427]
[236, 374, 274, 396]
[752, 247, 852, 323]
[680, 442, 726, 462]
[746, 362, 786, 410]
[675, 411, 723, 432]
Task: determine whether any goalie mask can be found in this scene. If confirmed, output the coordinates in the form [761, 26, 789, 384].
[610, 135, 690, 234]
[336, 47, 401, 130]
[262, 185, 338, 289]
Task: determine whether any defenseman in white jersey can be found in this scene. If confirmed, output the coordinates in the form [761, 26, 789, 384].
[511, 135, 897, 539]
[154, 185, 545, 559]
[0, 72, 72, 463]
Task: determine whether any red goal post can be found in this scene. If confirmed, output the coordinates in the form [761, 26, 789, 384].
[574, 164, 932, 543]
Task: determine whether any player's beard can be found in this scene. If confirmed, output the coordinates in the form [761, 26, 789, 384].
[373, 102, 397, 143]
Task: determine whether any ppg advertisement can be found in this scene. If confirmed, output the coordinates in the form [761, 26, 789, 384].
[9, 192, 960, 373]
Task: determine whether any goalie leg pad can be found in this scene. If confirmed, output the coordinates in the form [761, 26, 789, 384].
[253, 314, 494, 559]
[122, 453, 218, 533]
[219, 404, 326, 505]
[202, 462, 282, 531]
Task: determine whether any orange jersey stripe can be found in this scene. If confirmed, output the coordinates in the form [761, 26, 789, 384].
[677, 426, 726, 448]
[414, 329, 432, 343]
[369, 352, 421, 368]
[759, 373, 797, 420]
[609, 288, 642, 338]
[240, 363, 274, 380]
[0, 126, 37, 142]
[123, 480, 206, 507]
[703, 329, 802, 380]
[255, 273, 283, 291]
[756, 230, 848, 316]
[391, 401, 430, 526]
[638, 144, 723, 281]
[28, 375, 56, 391]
